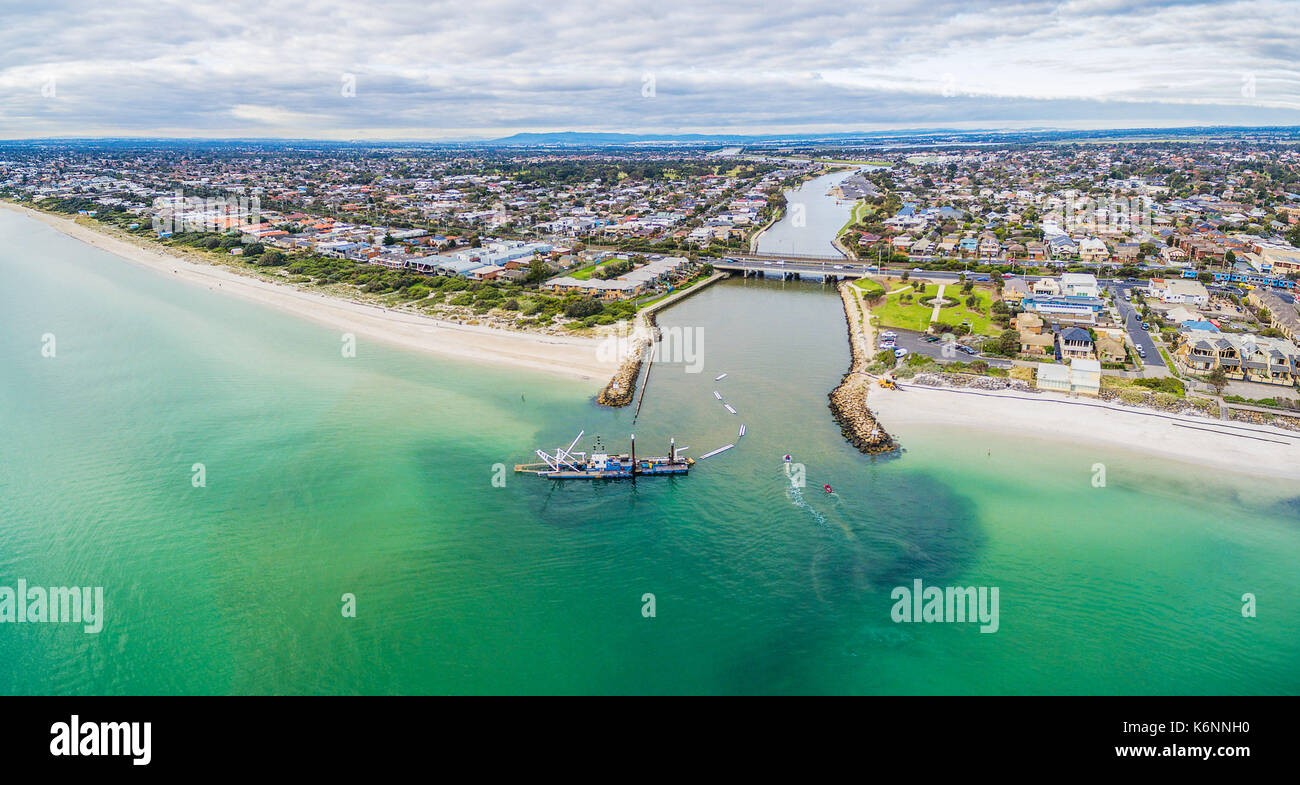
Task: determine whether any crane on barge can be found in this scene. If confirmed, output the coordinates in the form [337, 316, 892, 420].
[515, 431, 693, 479]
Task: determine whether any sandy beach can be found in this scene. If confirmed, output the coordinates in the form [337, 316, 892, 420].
[1, 202, 619, 382]
[870, 382, 1300, 480]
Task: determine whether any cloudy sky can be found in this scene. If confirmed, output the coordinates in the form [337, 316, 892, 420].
[1, 0, 1298, 140]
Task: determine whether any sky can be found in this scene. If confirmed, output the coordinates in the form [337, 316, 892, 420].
[1, 0, 1298, 140]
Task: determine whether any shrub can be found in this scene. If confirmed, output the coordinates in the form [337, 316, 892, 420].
[564, 297, 604, 318]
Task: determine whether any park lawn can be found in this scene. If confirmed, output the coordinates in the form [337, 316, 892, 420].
[838, 200, 875, 236]
[851, 277, 885, 297]
[870, 282, 999, 336]
[567, 262, 603, 281]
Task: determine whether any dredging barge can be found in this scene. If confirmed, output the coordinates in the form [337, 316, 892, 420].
[515, 431, 693, 479]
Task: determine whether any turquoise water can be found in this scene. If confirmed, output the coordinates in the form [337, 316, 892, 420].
[2, 209, 1298, 695]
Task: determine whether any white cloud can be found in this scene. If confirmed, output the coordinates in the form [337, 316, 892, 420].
[0, 0, 1296, 138]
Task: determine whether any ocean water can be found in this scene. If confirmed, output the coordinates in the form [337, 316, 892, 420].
[2, 209, 1298, 695]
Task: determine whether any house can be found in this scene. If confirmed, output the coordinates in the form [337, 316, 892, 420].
[1031, 278, 1061, 296]
[1001, 277, 1031, 305]
[1172, 328, 1300, 387]
[1248, 290, 1300, 341]
[1069, 359, 1102, 396]
[1149, 278, 1209, 307]
[1095, 332, 1127, 364]
[1160, 246, 1188, 265]
[1013, 312, 1054, 356]
[1059, 326, 1095, 360]
[1036, 363, 1071, 394]
[1022, 295, 1104, 324]
[1078, 237, 1109, 262]
[1060, 272, 1099, 298]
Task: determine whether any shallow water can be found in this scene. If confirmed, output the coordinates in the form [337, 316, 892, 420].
[2, 210, 1297, 695]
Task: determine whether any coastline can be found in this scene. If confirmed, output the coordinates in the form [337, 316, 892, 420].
[871, 382, 1300, 481]
[0, 202, 618, 382]
[828, 281, 895, 453]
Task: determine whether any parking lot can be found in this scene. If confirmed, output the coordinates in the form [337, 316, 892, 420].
[881, 328, 1012, 368]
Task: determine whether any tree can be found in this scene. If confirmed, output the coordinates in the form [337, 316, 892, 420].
[996, 328, 1020, 356]
[1206, 366, 1229, 396]
[383, 233, 396, 246]
[526, 257, 550, 284]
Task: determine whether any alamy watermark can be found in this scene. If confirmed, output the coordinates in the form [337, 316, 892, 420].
[1045, 195, 1154, 235]
[151, 190, 261, 234]
[0, 579, 104, 633]
[891, 579, 999, 633]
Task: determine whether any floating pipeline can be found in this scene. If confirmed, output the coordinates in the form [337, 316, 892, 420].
[830, 281, 897, 455]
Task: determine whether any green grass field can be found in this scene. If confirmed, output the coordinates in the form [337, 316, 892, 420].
[871, 281, 998, 336]
[851, 277, 885, 297]
[567, 262, 602, 281]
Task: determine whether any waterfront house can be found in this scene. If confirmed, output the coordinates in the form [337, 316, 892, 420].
[1069, 359, 1102, 396]
[1095, 332, 1128, 364]
[1013, 312, 1054, 356]
[1036, 363, 1071, 394]
[1059, 326, 1095, 360]
[1172, 328, 1300, 387]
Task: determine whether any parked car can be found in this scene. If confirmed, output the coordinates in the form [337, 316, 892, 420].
[957, 345, 979, 356]
[1141, 321, 1150, 331]
[894, 348, 909, 358]
[1137, 346, 1147, 358]
[880, 331, 898, 339]
[921, 335, 941, 343]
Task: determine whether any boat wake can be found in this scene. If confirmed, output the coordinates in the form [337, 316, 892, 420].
[786, 482, 827, 527]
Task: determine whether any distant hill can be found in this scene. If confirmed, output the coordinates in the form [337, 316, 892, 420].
[478, 130, 948, 146]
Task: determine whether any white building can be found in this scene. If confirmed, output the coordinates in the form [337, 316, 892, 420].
[1150, 278, 1209, 307]
[1060, 273, 1099, 298]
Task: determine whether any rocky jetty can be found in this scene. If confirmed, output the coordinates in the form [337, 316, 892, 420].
[830, 282, 896, 455]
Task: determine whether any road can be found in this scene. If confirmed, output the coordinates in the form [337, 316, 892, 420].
[1107, 281, 1163, 368]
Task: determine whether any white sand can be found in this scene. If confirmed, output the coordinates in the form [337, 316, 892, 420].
[2, 202, 618, 382]
[870, 382, 1300, 480]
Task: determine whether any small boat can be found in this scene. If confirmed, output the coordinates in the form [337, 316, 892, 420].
[713, 391, 722, 400]
[738, 424, 746, 438]
[724, 404, 737, 415]
[783, 454, 792, 463]
[715, 373, 728, 381]
[823, 484, 833, 493]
